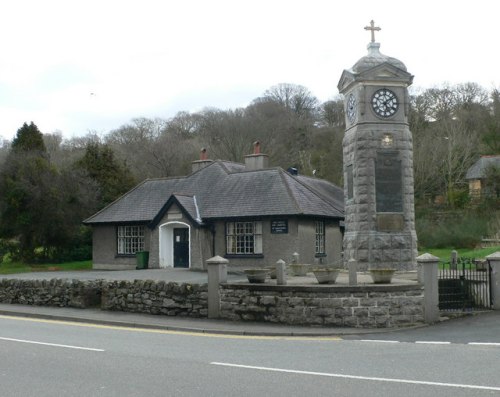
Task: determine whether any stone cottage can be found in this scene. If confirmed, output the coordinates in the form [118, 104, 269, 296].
[466, 155, 500, 199]
[84, 144, 345, 270]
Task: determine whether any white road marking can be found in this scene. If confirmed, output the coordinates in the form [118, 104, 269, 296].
[415, 341, 451, 345]
[0, 336, 105, 352]
[210, 362, 500, 391]
[360, 339, 500, 346]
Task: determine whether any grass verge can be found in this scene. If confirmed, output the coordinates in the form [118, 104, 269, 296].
[0, 260, 92, 275]
[419, 246, 500, 263]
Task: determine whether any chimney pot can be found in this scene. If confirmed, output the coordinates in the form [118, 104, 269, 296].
[253, 141, 261, 154]
[245, 141, 269, 170]
[192, 148, 212, 173]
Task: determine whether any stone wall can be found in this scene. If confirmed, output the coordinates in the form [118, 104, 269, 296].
[101, 280, 208, 317]
[0, 279, 101, 308]
[0, 279, 208, 318]
[219, 283, 424, 328]
[0, 278, 424, 328]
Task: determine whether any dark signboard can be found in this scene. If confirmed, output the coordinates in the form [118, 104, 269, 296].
[375, 152, 403, 213]
[271, 220, 288, 234]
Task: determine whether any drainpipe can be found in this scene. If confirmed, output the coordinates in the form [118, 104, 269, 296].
[210, 223, 216, 257]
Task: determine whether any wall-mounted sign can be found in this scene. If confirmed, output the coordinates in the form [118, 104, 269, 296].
[271, 220, 288, 234]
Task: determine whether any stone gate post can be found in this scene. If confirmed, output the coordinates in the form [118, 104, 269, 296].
[417, 253, 439, 324]
[276, 259, 286, 285]
[486, 252, 500, 310]
[206, 255, 228, 318]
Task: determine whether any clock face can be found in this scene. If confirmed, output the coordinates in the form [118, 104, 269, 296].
[347, 94, 357, 124]
[372, 88, 398, 118]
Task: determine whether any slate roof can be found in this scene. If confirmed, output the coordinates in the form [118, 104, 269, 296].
[84, 161, 344, 226]
[465, 155, 500, 180]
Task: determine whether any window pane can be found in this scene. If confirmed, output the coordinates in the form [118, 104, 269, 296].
[315, 221, 325, 254]
[225, 221, 263, 255]
[117, 226, 145, 255]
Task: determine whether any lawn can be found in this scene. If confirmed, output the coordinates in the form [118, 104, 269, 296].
[0, 260, 92, 275]
[419, 246, 500, 263]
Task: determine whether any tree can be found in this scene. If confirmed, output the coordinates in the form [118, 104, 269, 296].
[106, 117, 197, 179]
[197, 108, 254, 162]
[411, 84, 489, 202]
[164, 111, 202, 137]
[0, 120, 100, 262]
[0, 151, 52, 261]
[76, 142, 136, 207]
[11, 122, 46, 153]
[319, 98, 345, 128]
[262, 83, 319, 119]
[482, 89, 500, 154]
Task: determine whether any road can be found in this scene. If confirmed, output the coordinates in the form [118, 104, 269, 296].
[1, 314, 500, 397]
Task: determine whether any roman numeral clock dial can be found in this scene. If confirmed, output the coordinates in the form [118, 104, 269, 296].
[372, 88, 398, 118]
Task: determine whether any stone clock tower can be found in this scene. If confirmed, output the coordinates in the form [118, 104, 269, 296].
[338, 21, 417, 271]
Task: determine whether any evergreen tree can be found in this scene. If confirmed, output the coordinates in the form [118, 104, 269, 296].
[76, 142, 136, 206]
[11, 122, 46, 153]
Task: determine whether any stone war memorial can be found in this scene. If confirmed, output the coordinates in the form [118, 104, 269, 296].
[338, 20, 418, 272]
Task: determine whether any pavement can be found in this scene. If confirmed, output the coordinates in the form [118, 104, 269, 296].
[0, 268, 422, 337]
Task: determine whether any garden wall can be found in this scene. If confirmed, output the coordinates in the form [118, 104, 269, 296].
[0, 279, 102, 308]
[0, 278, 424, 328]
[101, 280, 208, 317]
[0, 279, 208, 318]
[220, 284, 424, 328]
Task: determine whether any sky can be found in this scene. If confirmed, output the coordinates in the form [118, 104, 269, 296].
[0, 0, 498, 141]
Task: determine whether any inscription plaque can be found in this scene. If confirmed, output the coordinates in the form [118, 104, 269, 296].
[375, 152, 403, 212]
[271, 220, 288, 234]
[377, 214, 404, 231]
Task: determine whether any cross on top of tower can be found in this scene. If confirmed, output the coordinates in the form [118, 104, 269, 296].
[364, 20, 381, 43]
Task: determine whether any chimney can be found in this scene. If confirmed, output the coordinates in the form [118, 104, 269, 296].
[244, 141, 269, 171]
[192, 148, 213, 173]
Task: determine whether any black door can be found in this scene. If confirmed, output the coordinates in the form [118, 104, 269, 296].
[173, 228, 189, 268]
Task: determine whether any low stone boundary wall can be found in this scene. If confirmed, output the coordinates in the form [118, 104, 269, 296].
[0, 278, 424, 327]
[0, 279, 208, 318]
[0, 279, 101, 308]
[101, 280, 208, 317]
[220, 284, 424, 328]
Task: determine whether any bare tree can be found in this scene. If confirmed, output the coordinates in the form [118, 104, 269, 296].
[263, 83, 319, 119]
[106, 117, 197, 179]
[319, 98, 345, 128]
[197, 108, 253, 162]
[165, 111, 202, 137]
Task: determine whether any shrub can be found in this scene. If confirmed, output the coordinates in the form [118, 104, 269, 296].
[417, 212, 491, 249]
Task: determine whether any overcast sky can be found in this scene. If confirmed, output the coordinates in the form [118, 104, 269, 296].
[0, 0, 498, 141]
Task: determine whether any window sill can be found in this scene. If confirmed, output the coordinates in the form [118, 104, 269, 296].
[315, 253, 327, 258]
[224, 254, 264, 259]
[115, 254, 137, 258]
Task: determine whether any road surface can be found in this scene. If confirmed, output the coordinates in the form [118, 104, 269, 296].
[0, 313, 499, 396]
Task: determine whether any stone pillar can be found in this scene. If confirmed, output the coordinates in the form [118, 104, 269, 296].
[206, 255, 228, 319]
[276, 259, 286, 285]
[450, 250, 458, 270]
[417, 253, 439, 324]
[486, 252, 500, 310]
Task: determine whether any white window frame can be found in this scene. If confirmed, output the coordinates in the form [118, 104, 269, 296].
[226, 221, 263, 255]
[315, 221, 325, 255]
[117, 225, 145, 255]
